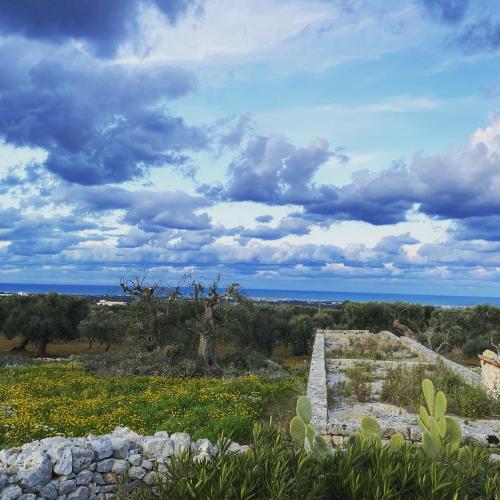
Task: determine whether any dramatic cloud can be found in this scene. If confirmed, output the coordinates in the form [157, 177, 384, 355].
[239, 216, 311, 241]
[0, 40, 206, 185]
[0, 212, 99, 256]
[452, 216, 500, 242]
[0, 0, 201, 57]
[55, 185, 214, 232]
[203, 115, 500, 227]
[201, 135, 345, 204]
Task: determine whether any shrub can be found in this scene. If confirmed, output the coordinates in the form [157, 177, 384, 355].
[344, 364, 373, 402]
[289, 315, 314, 356]
[122, 423, 500, 500]
[381, 363, 500, 418]
[72, 347, 204, 377]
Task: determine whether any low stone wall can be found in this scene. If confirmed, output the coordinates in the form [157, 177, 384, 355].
[306, 330, 328, 434]
[380, 331, 482, 386]
[0, 427, 245, 500]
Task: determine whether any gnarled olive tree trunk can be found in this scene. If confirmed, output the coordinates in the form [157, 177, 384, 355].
[197, 302, 222, 374]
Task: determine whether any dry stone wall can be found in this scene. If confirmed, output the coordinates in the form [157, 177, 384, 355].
[0, 427, 246, 500]
[306, 330, 328, 433]
[380, 331, 482, 386]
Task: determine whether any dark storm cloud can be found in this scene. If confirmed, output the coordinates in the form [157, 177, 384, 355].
[0, 40, 207, 185]
[0, 0, 201, 57]
[420, 0, 468, 25]
[452, 216, 500, 241]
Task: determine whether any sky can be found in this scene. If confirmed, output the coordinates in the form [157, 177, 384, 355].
[0, 0, 500, 296]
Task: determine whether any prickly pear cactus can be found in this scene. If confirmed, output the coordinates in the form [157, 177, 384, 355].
[352, 415, 404, 451]
[417, 378, 462, 458]
[289, 396, 331, 459]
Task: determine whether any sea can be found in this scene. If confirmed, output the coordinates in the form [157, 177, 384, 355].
[1, 282, 500, 307]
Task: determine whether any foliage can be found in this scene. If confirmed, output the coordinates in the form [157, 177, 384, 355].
[72, 348, 203, 377]
[124, 423, 500, 500]
[77, 305, 128, 350]
[327, 333, 409, 361]
[126, 424, 326, 500]
[0, 363, 299, 448]
[381, 363, 500, 418]
[288, 314, 314, 356]
[1, 293, 89, 355]
[343, 364, 373, 402]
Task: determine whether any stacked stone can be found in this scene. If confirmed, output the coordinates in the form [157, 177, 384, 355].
[0, 427, 246, 500]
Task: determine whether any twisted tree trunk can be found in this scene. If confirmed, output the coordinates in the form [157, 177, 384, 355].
[392, 319, 418, 341]
[10, 338, 29, 352]
[197, 302, 222, 374]
[35, 337, 49, 357]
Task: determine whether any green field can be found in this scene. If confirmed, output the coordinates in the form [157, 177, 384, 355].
[0, 363, 302, 448]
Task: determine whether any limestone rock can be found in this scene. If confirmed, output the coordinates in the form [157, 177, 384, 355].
[143, 471, 160, 486]
[46, 444, 72, 476]
[127, 453, 141, 467]
[89, 438, 112, 461]
[110, 460, 129, 475]
[128, 467, 146, 480]
[71, 441, 94, 473]
[16, 451, 52, 490]
[193, 439, 217, 461]
[39, 481, 58, 500]
[170, 433, 190, 455]
[141, 459, 153, 470]
[67, 486, 90, 499]
[95, 459, 113, 473]
[109, 439, 129, 460]
[1, 485, 22, 500]
[110, 428, 142, 445]
[153, 431, 169, 439]
[142, 438, 174, 459]
[92, 472, 105, 485]
[58, 478, 77, 495]
[76, 469, 92, 486]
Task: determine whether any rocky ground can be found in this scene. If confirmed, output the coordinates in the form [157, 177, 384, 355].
[325, 330, 500, 447]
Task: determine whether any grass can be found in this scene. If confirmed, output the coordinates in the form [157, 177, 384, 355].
[381, 362, 500, 419]
[327, 334, 415, 361]
[342, 364, 373, 402]
[0, 363, 302, 448]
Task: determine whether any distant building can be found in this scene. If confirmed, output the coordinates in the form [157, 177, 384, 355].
[97, 299, 127, 307]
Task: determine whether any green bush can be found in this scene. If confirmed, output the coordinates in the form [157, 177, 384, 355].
[381, 363, 500, 419]
[122, 423, 500, 500]
[72, 347, 204, 377]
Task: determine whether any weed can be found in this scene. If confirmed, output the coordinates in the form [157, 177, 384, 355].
[381, 363, 500, 418]
[343, 364, 373, 402]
